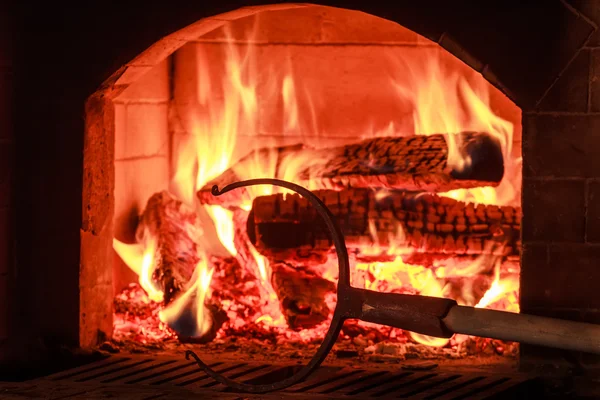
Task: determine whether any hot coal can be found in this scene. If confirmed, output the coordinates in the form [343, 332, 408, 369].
[166, 302, 227, 344]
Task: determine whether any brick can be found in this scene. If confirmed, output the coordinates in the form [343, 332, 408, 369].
[114, 66, 154, 87]
[449, 1, 592, 108]
[172, 43, 198, 106]
[211, 6, 263, 21]
[115, 59, 170, 102]
[201, 6, 420, 45]
[538, 49, 589, 112]
[114, 103, 169, 160]
[0, 275, 7, 339]
[169, 18, 226, 43]
[439, 34, 484, 72]
[232, 134, 352, 161]
[0, 8, 11, 68]
[567, 0, 600, 47]
[522, 244, 600, 309]
[114, 157, 170, 239]
[128, 37, 186, 67]
[318, 6, 420, 44]
[0, 142, 12, 186]
[523, 114, 600, 178]
[520, 243, 549, 310]
[588, 181, 600, 241]
[482, 66, 518, 106]
[0, 67, 12, 141]
[511, 140, 522, 159]
[201, 8, 322, 43]
[113, 157, 169, 296]
[174, 41, 520, 141]
[590, 49, 600, 112]
[0, 207, 10, 277]
[522, 179, 585, 242]
[0, 183, 10, 209]
[78, 277, 112, 347]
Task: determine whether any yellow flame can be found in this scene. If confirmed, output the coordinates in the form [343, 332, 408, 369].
[139, 235, 164, 303]
[475, 262, 519, 311]
[282, 74, 299, 131]
[205, 205, 237, 256]
[113, 235, 163, 303]
[112, 239, 144, 275]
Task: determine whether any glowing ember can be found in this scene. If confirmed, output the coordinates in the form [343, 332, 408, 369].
[112, 16, 521, 354]
[113, 284, 174, 343]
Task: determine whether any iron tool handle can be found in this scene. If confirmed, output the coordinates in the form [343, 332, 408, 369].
[347, 287, 456, 338]
[443, 306, 600, 355]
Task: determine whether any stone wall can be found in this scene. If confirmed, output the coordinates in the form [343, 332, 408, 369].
[519, 0, 600, 374]
[0, 2, 14, 361]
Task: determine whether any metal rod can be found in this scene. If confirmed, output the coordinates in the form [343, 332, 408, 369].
[443, 305, 600, 355]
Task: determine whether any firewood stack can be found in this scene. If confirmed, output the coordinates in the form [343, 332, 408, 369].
[192, 131, 518, 331]
[121, 131, 518, 339]
[248, 188, 520, 266]
[197, 132, 505, 208]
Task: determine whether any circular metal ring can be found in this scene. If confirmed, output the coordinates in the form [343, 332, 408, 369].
[185, 178, 351, 393]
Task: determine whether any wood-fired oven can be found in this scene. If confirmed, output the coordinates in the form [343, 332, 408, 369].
[2, 0, 600, 397]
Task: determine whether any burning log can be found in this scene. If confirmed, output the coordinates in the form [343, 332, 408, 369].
[294, 132, 504, 192]
[248, 188, 520, 264]
[197, 144, 306, 208]
[271, 261, 335, 330]
[197, 132, 504, 208]
[133, 191, 230, 342]
[135, 191, 202, 305]
[230, 208, 336, 330]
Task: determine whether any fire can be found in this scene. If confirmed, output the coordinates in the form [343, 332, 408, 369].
[475, 262, 520, 312]
[114, 19, 521, 350]
[205, 205, 237, 256]
[390, 48, 520, 208]
[159, 258, 215, 338]
[113, 233, 163, 303]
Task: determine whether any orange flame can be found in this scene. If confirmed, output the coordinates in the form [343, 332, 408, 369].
[113, 233, 163, 303]
[475, 262, 520, 312]
[390, 48, 521, 207]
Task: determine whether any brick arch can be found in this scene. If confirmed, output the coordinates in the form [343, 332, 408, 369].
[96, 1, 594, 109]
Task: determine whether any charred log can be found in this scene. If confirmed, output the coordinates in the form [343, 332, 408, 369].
[136, 191, 202, 305]
[295, 132, 505, 192]
[249, 188, 520, 263]
[271, 261, 336, 330]
[197, 132, 504, 208]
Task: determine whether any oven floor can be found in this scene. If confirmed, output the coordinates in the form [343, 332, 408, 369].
[0, 354, 543, 399]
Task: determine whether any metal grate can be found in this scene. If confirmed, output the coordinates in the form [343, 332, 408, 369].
[42, 355, 538, 399]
